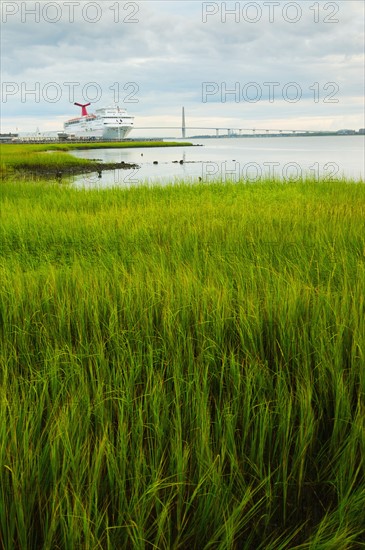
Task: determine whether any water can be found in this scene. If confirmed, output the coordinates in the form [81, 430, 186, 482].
[70, 136, 364, 188]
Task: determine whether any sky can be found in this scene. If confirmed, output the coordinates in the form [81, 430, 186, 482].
[1, 0, 364, 137]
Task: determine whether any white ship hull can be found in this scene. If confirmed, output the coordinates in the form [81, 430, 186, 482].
[64, 105, 134, 139]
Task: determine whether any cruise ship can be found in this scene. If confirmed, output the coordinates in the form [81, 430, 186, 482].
[63, 102, 134, 139]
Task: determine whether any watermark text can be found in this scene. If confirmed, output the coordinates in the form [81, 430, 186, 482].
[1, 81, 139, 103]
[202, 81, 340, 103]
[1, 1, 139, 23]
[202, 2, 339, 24]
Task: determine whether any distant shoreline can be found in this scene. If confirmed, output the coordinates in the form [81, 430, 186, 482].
[189, 132, 364, 139]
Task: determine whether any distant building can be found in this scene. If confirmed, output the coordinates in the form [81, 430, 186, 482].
[0, 133, 18, 142]
[337, 129, 356, 135]
[359, 128, 365, 135]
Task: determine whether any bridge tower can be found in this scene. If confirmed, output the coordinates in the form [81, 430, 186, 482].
[182, 107, 186, 139]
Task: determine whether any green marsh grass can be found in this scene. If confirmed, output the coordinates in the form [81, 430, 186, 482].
[0, 176, 364, 548]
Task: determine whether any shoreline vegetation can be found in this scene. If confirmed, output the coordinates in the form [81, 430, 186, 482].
[1, 146, 365, 548]
[0, 141, 193, 179]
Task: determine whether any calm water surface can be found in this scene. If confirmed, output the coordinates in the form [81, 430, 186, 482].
[70, 136, 364, 188]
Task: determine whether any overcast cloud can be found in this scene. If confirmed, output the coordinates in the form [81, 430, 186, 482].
[1, 0, 364, 136]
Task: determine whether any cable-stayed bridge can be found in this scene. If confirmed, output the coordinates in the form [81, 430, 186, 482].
[134, 108, 328, 137]
[134, 126, 320, 137]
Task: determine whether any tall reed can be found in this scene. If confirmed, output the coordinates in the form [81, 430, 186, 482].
[1, 177, 364, 548]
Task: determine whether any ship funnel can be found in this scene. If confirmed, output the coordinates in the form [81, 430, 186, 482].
[74, 102, 91, 116]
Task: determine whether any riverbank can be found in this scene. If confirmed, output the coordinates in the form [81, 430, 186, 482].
[1, 177, 364, 548]
[0, 141, 193, 179]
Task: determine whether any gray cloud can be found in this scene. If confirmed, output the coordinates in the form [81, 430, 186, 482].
[1, 0, 364, 135]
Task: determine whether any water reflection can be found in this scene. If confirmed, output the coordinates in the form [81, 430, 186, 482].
[70, 136, 364, 188]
